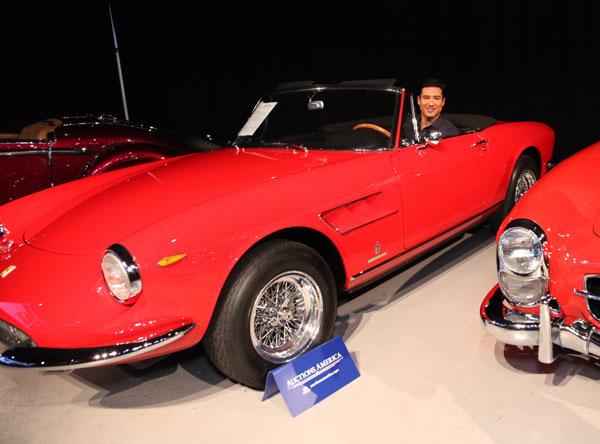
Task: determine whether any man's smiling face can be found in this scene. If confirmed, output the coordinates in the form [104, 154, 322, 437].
[417, 86, 445, 122]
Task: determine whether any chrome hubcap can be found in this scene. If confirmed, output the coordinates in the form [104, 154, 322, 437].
[515, 170, 537, 203]
[250, 271, 323, 363]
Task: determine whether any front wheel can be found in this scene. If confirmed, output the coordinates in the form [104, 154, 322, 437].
[490, 154, 540, 229]
[203, 240, 337, 389]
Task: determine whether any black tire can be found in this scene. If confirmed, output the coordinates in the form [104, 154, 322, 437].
[203, 240, 337, 389]
[489, 155, 539, 229]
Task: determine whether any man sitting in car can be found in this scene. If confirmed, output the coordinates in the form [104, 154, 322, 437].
[416, 77, 460, 138]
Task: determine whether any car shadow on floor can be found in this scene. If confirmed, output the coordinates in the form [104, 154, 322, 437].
[69, 224, 495, 407]
[499, 343, 600, 385]
[69, 343, 234, 408]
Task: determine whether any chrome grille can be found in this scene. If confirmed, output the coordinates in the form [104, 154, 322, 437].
[584, 276, 600, 321]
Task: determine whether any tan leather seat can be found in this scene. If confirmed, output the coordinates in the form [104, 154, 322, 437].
[0, 132, 20, 140]
[18, 118, 62, 141]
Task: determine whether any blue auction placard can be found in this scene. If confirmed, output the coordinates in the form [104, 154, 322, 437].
[262, 336, 360, 417]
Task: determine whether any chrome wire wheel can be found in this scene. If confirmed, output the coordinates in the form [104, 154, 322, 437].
[249, 271, 323, 363]
[514, 170, 537, 203]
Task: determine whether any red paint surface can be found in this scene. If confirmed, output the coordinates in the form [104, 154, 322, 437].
[494, 141, 600, 327]
[0, 117, 554, 361]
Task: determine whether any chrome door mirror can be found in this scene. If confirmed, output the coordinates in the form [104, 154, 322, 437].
[416, 131, 442, 150]
[427, 130, 442, 145]
[307, 100, 324, 111]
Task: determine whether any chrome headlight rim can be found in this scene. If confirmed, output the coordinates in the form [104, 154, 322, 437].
[101, 243, 142, 304]
[498, 219, 548, 307]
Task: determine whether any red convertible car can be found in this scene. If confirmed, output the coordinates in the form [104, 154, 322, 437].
[481, 140, 600, 365]
[0, 80, 554, 388]
[0, 115, 207, 205]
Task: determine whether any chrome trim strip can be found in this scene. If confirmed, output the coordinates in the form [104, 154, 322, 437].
[573, 289, 600, 302]
[367, 252, 388, 264]
[60, 114, 161, 132]
[51, 148, 89, 155]
[0, 150, 48, 156]
[0, 323, 194, 370]
[0, 148, 88, 157]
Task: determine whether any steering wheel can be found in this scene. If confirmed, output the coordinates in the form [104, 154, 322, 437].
[352, 123, 391, 138]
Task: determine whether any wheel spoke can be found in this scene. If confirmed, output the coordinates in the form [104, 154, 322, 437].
[250, 271, 323, 363]
[515, 170, 537, 203]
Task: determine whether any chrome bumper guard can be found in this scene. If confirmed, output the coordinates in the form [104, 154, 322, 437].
[481, 286, 600, 363]
[0, 323, 194, 371]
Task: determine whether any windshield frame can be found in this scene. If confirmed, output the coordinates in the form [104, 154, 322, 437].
[235, 83, 405, 152]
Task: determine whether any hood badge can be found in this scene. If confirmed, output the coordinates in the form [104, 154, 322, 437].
[1, 265, 16, 278]
[158, 253, 187, 267]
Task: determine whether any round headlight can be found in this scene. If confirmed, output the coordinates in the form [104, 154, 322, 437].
[498, 271, 547, 306]
[101, 244, 142, 303]
[498, 227, 543, 275]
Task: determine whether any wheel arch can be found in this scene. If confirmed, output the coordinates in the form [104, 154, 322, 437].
[78, 143, 172, 178]
[233, 227, 347, 293]
[519, 146, 542, 174]
[489, 146, 543, 229]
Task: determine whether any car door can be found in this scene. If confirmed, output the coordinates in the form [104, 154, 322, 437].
[0, 141, 51, 204]
[391, 132, 493, 250]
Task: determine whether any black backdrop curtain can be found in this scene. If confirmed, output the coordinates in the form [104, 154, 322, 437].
[1, 1, 596, 161]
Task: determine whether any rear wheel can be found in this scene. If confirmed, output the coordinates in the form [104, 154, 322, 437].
[203, 240, 337, 389]
[490, 155, 539, 229]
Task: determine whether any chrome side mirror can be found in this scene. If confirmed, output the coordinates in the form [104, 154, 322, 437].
[416, 131, 442, 150]
[307, 100, 324, 111]
[427, 130, 442, 145]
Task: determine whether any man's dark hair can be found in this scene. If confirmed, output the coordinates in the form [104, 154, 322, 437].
[420, 78, 446, 96]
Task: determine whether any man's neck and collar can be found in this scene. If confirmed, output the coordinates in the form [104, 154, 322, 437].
[420, 115, 441, 130]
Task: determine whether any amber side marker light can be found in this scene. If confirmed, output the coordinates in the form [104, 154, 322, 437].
[158, 253, 188, 267]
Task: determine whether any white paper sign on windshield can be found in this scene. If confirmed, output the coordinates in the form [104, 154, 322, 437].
[237, 102, 278, 136]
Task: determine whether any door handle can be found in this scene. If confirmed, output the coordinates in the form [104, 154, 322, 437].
[471, 138, 488, 148]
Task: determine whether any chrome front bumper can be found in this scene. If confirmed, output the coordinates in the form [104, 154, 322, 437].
[481, 285, 600, 362]
[0, 323, 194, 371]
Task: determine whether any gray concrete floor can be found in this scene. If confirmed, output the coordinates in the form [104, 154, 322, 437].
[2, 226, 599, 443]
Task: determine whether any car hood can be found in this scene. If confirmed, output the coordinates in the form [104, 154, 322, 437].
[506, 141, 600, 242]
[23, 147, 350, 254]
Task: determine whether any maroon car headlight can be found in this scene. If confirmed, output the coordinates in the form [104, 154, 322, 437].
[101, 244, 142, 304]
[497, 221, 548, 306]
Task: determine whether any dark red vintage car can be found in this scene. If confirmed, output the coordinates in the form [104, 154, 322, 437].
[0, 80, 554, 388]
[481, 140, 600, 364]
[0, 115, 207, 205]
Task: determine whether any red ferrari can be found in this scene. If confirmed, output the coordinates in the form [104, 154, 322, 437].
[0, 80, 554, 388]
[481, 140, 600, 364]
[0, 115, 208, 205]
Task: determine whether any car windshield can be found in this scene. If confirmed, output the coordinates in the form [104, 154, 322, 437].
[236, 88, 399, 150]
